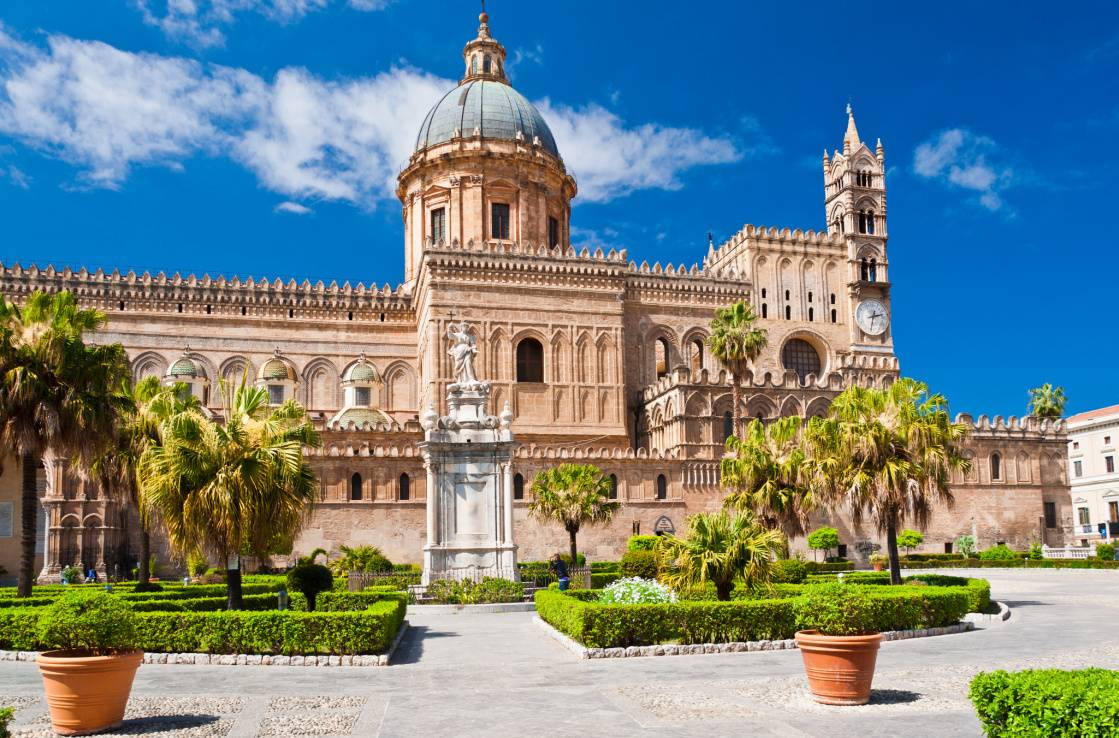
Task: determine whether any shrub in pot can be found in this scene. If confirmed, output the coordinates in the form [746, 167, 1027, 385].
[794, 582, 882, 706]
[869, 553, 888, 572]
[35, 590, 143, 735]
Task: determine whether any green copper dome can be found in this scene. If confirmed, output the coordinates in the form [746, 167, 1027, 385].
[168, 356, 202, 378]
[344, 359, 383, 384]
[259, 357, 296, 381]
[330, 407, 391, 427]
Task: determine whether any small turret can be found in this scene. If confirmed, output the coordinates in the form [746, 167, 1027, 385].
[461, 10, 507, 83]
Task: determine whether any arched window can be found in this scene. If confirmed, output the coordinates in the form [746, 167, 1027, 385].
[784, 305, 792, 320]
[515, 339, 544, 382]
[608, 474, 618, 500]
[656, 474, 667, 500]
[808, 307, 814, 322]
[859, 210, 876, 234]
[483, 55, 492, 73]
[991, 453, 1002, 481]
[721, 411, 734, 443]
[860, 258, 869, 281]
[869, 259, 878, 282]
[782, 339, 822, 383]
[831, 309, 837, 323]
[513, 473, 524, 500]
[761, 303, 768, 319]
[654, 338, 670, 379]
[689, 339, 704, 374]
[471, 55, 478, 74]
[399, 473, 410, 501]
[350, 473, 362, 501]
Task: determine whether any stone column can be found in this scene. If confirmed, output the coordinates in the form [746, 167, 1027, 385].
[425, 461, 437, 546]
[502, 461, 514, 545]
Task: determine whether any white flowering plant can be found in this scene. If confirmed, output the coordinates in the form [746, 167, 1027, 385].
[597, 577, 677, 605]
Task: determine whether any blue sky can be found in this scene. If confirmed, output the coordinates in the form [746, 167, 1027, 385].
[0, 0, 1116, 417]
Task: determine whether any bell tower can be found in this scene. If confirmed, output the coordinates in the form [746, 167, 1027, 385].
[824, 105, 897, 383]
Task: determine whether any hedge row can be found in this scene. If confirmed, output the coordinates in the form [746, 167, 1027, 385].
[803, 561, 856, 573]
[804, 573, 991, 612]
[535, 585, 971, 648]
[0, 599, 405, 655]
[905, 558, 1119, 570]
[970, 669, 1119, 737]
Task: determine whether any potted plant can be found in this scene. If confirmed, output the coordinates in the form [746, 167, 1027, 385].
[794, 582, 882, 705]
[869, 553, 887, 572]
[36, 590, 143, 735]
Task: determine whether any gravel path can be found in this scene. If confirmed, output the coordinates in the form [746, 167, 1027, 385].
[2, 569, 1116, 737]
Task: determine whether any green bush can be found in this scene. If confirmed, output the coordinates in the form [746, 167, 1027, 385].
[1095, 543, 1116, 561]
[803, 560, 855, 573]
[1027, 543, 1043, 561]
[37, 590, 138, 654]
[795, 582, 876, 636]
[128, 593, 279, 612]
[620, 550, 658, 579]
[59, 566, 82, 585]
[979, 544, 1020, 561]
[904, 553, 965, 562]
[0, 706, 12, 738]
[590, 561, 621, 573]
[969, 669, 1119, 737]
[956, 535, 977, 557]
[132, 581, 164, 593]
[627, 535, 661, 552]
[806, 527, 839, 557]
[770, 559, 808, 584]
[287, 563, 334, 611]
[425, 577, 523, 605]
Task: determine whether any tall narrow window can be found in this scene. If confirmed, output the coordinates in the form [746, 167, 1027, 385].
[831, 308, 837, 323]
[869, 259, 878, 282]
[491, 203, 510, 239]
[350, 473, 362, 501]
[656, 474, 667, 500]
[761, 304, 768, 319]
[1108, 456, 1116, 474]
[548, 216, 560, 248]
[830, 293, 836, 304]
[1074, 460, 1083, 477]
[608, 474, 618, 500]
[721, 411, 734, 443]
[515, 339, 544, 382]
[1043, 501, 1056, 528]
[860, 258, 869, 281]
[1111, 501, 1119, 522]
[430, 207, 446, 245]
[654, 338, 670, 379]
[1079, 507, 1090, 525]
[471, 55, 478, 74]
[808, 307, 814, 322]
[761, 288, 767, 298]
[991, 452, 1002, 481]
[399, 473, 410, 501]
[483, 55, 492, 74]
[784, 305, 791, 320]
[689, 340, 704, 374]
[513, 473, 524, 500]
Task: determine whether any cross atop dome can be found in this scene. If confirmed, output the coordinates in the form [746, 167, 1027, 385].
[462, 8, 508, 83]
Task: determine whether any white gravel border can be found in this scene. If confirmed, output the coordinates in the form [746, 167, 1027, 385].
[535, 616, 978, 660]
[0, 619, 410, 668]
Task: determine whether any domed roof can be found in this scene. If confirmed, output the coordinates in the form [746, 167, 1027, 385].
[168, 355, 203, 379]
[415, 80, 559, 159]
[344, 357, 383, 384]
[329, 407, 392, 428]
[258, 356, 296, 381]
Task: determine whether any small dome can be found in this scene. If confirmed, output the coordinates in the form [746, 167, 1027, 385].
[344, 358, 383, 384]
[415, 80, 559, 159]
[258, 356, 296, 381]
[168, 356, 203, 379]
[330, 407, 392, 428]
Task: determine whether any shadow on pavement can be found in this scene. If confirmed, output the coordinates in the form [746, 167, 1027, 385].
[392, 625, 460, 665]
[869, 689, 922, 705]
[1000, 600, 1049, 607]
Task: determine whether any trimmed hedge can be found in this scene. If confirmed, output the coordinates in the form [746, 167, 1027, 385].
[807, 572, 990, 612]
[535, 584, 970, 648]
[970, 669, 1119, 737]
[905, 558, 1119, 570]
[0, 600, 405, 655]
[803, 561, 855, 573]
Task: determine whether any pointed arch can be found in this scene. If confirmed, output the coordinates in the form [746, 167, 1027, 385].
[595, 333, 616, 384]
[383, 361, 416, 411]
[575, 332, 593, 384]
[487, 326, 509, 381]
[129, 351, 167, 382]
[302, 358, 340, 411]
[550, 329, 570, 383]
[219, 355, 253, 387]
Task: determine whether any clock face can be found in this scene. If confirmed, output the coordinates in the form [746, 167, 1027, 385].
[856, 299, 889, 336]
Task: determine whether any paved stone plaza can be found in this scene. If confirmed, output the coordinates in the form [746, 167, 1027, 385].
[2, 569, 1116, 737]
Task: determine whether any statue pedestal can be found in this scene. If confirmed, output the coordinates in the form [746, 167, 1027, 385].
[420, 382, 518, 584]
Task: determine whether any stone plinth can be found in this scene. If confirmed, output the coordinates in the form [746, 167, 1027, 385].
[419, 381, 518, 584]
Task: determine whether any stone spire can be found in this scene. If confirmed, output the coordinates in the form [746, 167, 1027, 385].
[843, 103, 861, 154]
[462, 8, 508, 83]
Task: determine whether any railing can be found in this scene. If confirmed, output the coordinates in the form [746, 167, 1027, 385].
[1042, 545, 1095, 560]
[421, 567, 522, 584]
[346, 570, 421, 592]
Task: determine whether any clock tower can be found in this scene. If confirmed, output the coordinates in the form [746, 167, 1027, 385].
[823, 105, 897, 382]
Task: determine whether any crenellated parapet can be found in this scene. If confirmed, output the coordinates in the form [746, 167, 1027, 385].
[954, 413, 1068, 439]
[514, 444, 678, 461]
[0, 263, 413, 321]
[641, 364, 848, 404]
[704, 224, 846, 273]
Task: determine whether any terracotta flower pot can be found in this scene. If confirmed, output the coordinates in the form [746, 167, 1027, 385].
[38, 649, 143, 735]
[872, 562, 884, 571]
[794, 630, 882, 706]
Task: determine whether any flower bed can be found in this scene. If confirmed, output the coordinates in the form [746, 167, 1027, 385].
[970, 668, 1119, 736]
[535, 582, 973, 648]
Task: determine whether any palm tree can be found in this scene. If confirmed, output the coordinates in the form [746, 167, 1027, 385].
[658, 509, 785, 600]
[92, 376, 199, 585]
[527, 463, 619, 565]
[720, 416, 819, 540]
[0, 291, 131, 597]
[140, 379, 321, 608]
[707, 301, 768, 438]
[813, 378, 971, 584]
[1027, 384, 1067, 419]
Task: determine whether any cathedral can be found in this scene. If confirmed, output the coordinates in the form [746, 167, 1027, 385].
[0, 12, 1072, 580]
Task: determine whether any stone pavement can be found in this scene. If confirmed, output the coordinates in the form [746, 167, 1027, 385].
[2, 569, 1117, 737]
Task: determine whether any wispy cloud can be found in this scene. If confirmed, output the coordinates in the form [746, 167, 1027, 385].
[913, 128, 1013, 212]
[134, 0, 389, 48]
[274, 200, 311, 214]
[0, 28, 744, 208]
[506, 44, 543, 79]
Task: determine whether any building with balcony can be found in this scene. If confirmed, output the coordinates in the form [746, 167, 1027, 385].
[1067, 404, 1119, 546]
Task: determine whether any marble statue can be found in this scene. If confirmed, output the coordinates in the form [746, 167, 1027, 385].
[446, 320, 478, 385]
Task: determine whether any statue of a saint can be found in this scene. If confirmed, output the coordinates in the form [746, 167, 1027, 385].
[447, 321, 478, 385]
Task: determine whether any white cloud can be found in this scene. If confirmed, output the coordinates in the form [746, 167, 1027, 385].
[134, 0, 388, 48]
[913, 128, 1013, 212]
[0, 29, 743, 208]
[274, 200, 311, 214]
[539, 100, 741, 202]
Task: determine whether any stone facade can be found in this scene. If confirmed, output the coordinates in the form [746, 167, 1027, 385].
[1066, 404, 1119, 547]
[0, 11, 1072, 581]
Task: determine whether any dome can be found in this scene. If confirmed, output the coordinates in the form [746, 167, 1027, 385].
[258, 356, 296, 381]
[415, 80, 559, 159]
[168, 355, 203, 379]
[344, 357, 383, 384]
[329, 407, 391, 428]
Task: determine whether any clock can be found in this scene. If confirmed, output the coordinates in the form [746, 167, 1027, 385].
[855, 299, 889, 336]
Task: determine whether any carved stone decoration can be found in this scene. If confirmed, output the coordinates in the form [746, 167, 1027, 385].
[446, 320, 479, 387]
